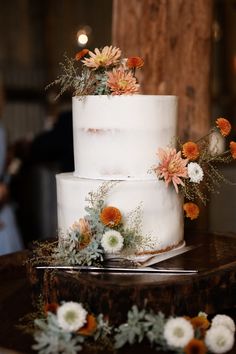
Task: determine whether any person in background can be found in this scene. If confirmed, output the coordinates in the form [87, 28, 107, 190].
[0, 82, 24, 255]
[31, 108, 74, 172]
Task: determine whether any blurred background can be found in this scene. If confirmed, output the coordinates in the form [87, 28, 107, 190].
[0, 0, 236, 250]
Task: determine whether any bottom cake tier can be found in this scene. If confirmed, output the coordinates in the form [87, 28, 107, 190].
[56, 173, 184, 255]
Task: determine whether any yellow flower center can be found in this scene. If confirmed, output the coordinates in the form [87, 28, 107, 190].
[174, 327, 184, 337]
[118, 79, 128, 90]
[95, 54, 108, 66]
[168, 160, 178, 173]
[64, 311, 77, 324]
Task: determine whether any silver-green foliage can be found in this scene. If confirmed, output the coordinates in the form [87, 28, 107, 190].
[32, 313, 84, 354]
[114, 306, 170, 351]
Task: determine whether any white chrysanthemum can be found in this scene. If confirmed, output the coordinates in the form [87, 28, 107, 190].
[187, 162, 204, 183]
[57, 302, 87, 332]
[211, 314, 236, 333]
[163, 317, 194, 348]
[101, 230, 124, 254]
[205, 325, 234, 353]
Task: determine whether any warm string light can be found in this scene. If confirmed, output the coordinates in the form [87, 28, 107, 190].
[77, 25, 92, 47]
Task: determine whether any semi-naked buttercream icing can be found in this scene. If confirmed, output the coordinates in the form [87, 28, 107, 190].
[72, 95, 178, 180]
[57, 94, 184, 256]
[56, 173, 184, 254]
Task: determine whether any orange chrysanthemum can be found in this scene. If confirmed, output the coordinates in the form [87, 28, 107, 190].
[184, 338, 207, 354]
[230, 141, 236, 159]
[182, 142, 200, 161]
[75, 49, 89, 61]
[78, 314, 97, 336]
[127, 56, 144, 69]
[183, 202, 200, 220]
[107, 68, 139, 95]
[44, 302, 59, 315]
[100, 206, 122, 227]
[216, 117, 231, 137]
[154, 148, 188, 193]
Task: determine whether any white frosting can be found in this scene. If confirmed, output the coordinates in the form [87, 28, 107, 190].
[57, 95, 184, 255]
[72, 95, 177, 180]
[56, 173, 184, 253]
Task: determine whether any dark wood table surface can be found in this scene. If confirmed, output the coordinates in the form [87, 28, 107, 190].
[0, 231, 236, 354]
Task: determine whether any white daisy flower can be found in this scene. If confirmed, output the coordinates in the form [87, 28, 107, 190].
[211, 314, 236, 333]
[205, 325, 234, 353]
[163, 317, 194, 348]
[101, 230, 124, 254]
[57, 301, 87, 332]
[187, 162, 204, 183]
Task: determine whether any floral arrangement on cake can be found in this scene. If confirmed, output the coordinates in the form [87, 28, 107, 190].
[29, 300, 235, 354]
[153, 117, 236, 220]
[48, 45, 144, 97]
[32, 182, 149, 267]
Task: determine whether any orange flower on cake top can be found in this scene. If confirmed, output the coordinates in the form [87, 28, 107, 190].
[107, 68, 140, 95]
[75, 48, 89, 61]
[230, 141, 236, 159]
[126, 56, 144, 69]
[100, 206, 122, 227]
[182, 141, 200, 161]
[154, 147, 188, 193]
[183, 202, 200, 220]
[82, 46, 121, 69]
[216, 117, 231, 137]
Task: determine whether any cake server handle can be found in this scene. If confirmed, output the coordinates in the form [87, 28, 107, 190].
[139, 244, 202, 267]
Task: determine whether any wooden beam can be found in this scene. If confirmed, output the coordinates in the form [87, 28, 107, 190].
[112, 0, 213, 141]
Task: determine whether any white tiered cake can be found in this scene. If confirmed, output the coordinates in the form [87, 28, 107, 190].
[56, 95, 184, 256]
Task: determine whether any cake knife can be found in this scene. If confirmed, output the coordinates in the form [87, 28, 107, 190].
[36, 244, 200, 273]
[105, 243, 201, 268]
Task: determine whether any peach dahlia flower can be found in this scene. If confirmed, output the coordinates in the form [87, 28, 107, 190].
[154, 148, 188, 193]
[107, 68, 139, 95]
[82, 46, 121, 69]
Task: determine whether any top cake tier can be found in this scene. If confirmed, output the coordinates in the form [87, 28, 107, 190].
[72, 95, 177, 180]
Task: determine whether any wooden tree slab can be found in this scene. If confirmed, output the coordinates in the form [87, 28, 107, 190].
[112, 0, 213, 141]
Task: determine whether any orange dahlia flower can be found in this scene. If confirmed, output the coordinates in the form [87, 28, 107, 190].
[230, 141, 236, 159]
[75, 49, 89, 61]
[100, 206, 122, 227]
[183, 202, 200, 220]
[127, 56, 144, 69]
[184, 338, 207, 354]
[78, 314, 97, 336]
[154, 148, 188, 193]
[44, 302, 59, 315]
[107, 68, 139, 95]
[182, 142, 200, 161]
[216, 118, 231, 137]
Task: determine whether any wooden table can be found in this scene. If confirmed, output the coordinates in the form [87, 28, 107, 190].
[0, 231, 236, 353]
